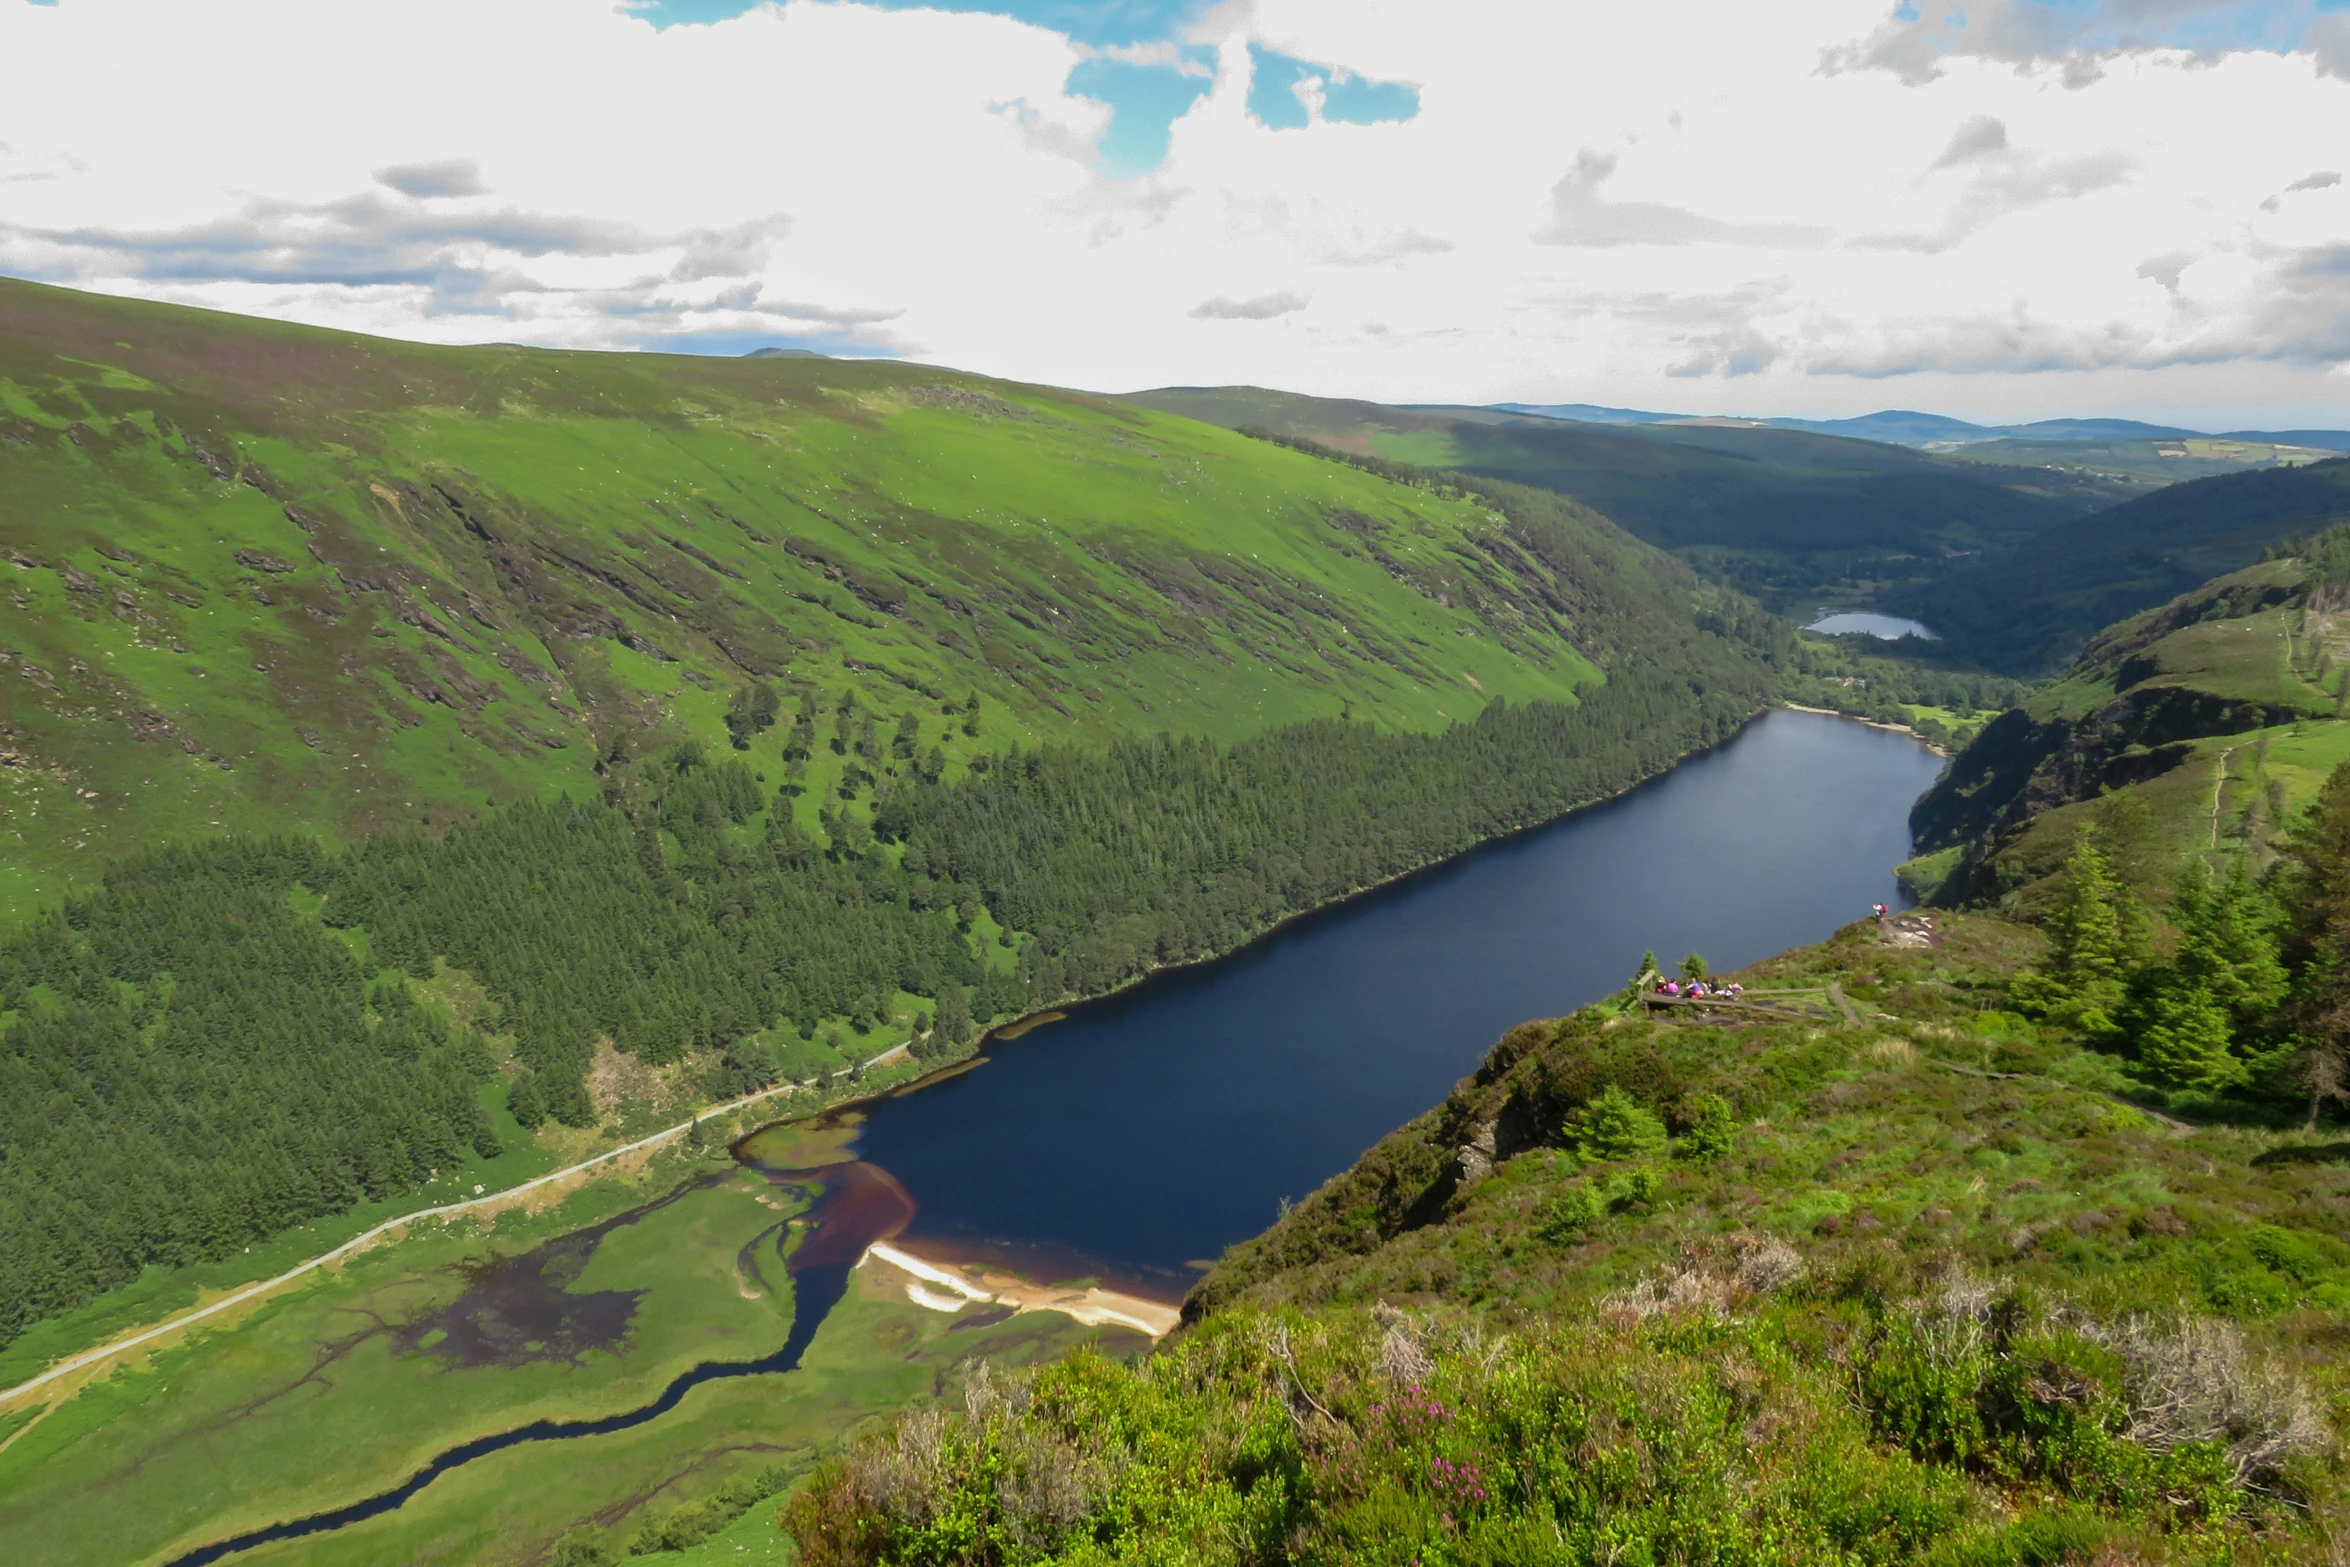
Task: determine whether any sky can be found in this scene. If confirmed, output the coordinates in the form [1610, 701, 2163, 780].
[2, 0, 2348, 427]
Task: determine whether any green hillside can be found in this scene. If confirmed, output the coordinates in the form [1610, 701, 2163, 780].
[1909, 531, 2350, 907]
[783, 911, 2350, 1566]
[1120, 386, 2131, 615]
[1895, 459, 2350, 675]
[0, 278, 1662, 921]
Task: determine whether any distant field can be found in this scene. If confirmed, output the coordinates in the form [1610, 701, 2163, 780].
[1942, 434, 2338, 487]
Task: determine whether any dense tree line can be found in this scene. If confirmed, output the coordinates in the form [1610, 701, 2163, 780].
[0, 604, 1773, 1353]
[0, 839, 497, 1350]
[326, 750, 991, 1126]
[903, 660, 1761, 1004]
[1777, 635, 2027, 746]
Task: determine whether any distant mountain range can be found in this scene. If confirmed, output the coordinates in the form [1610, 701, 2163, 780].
[1124, 385, 2137, 617]
[1486, 402, 2350, 453]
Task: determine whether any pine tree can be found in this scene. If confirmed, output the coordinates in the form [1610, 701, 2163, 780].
[1678, 1093, 1738, 1160]
[937, 985, 973, 1046]
[724, 683, 780, 750]
[1567, 1086, 1668, 1163]
[2127, 859, 2284, 1091]
[2009, 836, 2145, 1045]
[1621, 949, 1661, 1010]
[2187, 859, 2288, 1027]
[2282, 762, 2350, 1123]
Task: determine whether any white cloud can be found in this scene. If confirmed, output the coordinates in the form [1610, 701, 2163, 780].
[1191, 289, 1310, 319]
[374, 159, 489, 200]
[2317, 14, 2350, 79]
[0, 0, 2344, 424]
[1935, 115, 2012, 166]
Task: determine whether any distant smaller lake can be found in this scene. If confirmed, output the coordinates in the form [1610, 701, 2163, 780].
[1806, 612, 1938, 640]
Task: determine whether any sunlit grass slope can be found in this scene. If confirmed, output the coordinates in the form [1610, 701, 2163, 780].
[1911, 538, 2350, 906]
[0, 279, 1628, 919]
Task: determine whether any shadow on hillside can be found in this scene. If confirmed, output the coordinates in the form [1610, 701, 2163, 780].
[2250, 1141, 2350, 1168]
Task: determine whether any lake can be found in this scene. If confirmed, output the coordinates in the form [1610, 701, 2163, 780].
[156, 708, 1949, 1567]
[848, 708, 1946, 1289]
[1806, 611, 1939, 640]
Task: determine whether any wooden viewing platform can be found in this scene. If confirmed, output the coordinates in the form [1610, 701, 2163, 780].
[1636, 982, 1853, 1025]
[1642, 994, 1828, 1023]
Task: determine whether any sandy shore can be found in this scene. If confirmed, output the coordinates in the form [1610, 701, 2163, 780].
[862, 1241, 1181, 1338]
[1780, 702, 1950, 754]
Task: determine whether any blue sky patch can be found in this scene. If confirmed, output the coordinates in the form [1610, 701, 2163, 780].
[1067, 53, 1214, 178]
[629, 0, 1207, 48]
[627, 326, 892, 357]
[1246, 45, 1419, 131]
[1319, 65, 1420, 125]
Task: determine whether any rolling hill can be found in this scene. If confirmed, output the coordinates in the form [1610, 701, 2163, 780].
[1937, 434, 2346, 490]
[1497, 400, 2350, 456]
[1894, 458, 2350, 676]
[0, 278, 1732, 921]
[1120, 385, 2130, 616]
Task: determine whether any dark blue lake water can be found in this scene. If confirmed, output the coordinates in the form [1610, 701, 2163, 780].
[851, 709, 1946, 1288]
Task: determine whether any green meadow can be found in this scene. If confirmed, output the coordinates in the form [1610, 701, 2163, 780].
[0, 1134, 1134, 1567]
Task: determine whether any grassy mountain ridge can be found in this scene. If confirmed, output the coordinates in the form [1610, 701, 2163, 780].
[1896, 459, 2350, 676]
[1, 277, 1707, 920]
[1119, 384, 2130, 616]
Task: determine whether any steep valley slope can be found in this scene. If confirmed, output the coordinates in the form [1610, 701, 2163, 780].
[0, 276, 1725, 920]
[779, 910, 2350, 1567]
